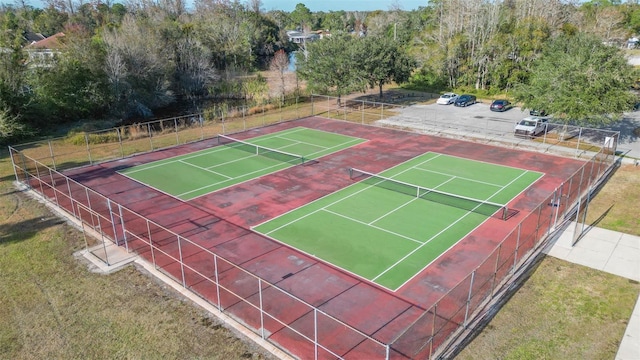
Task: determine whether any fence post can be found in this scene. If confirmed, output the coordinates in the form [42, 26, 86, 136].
[575, 127, 583, 157]
[259, 279, 265, 339]
[464, 271, 475, 327]
[146, 219, 157, 269]
[492, 244, 502, 295]
[178, 235, 186, 288]
[49, 168, 61, 209]
[117, 127, 124, 158]
[65, 176, 76, 218]
[48, 140, 57, 170]
[214, 255, 222, 311]
[147, 123, 154, 151]
[514, 223, 521, 269]
[200, 113, 205, 140]
[95, 207, 109, 265]
[174, 117, 180, 145]
[107, 199, 118, 246]
[314, 308, 318, 360]
[84, 133, 93, 165]
[118, 203, 129, 252]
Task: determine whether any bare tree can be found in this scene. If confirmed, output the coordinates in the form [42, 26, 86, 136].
[176, 37, 218, 104]
[269, 49, 289, 103]
[103, 14, 175, 118]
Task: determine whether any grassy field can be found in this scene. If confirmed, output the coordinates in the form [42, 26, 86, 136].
[2, 142, 639, 359]
[0, 148, 275, 359]
[457, 164, 640, 359]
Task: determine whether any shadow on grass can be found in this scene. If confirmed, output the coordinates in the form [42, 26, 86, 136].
[0, 215, 65, 246]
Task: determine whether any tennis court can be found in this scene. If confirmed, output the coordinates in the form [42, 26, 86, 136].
[118, 127, 366, 200]
[253, 152, 543, 291]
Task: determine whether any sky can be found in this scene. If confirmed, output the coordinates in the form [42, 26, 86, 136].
[261, 0, 427, 12]
[2, 0, 428, 12]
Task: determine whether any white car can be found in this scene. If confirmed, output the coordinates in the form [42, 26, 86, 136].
[436, 92, 459, 105]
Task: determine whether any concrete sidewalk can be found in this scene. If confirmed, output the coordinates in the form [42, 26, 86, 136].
[544, 222, 640, 360]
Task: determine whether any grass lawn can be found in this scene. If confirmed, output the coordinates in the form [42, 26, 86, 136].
[2, 137, 639, 360]
[457, 164, 640, 359]
[0, 148, 275, 359]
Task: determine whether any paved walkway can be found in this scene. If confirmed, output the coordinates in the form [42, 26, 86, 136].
[545, 222, 640, 360]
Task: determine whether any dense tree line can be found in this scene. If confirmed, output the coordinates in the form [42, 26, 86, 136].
[0, 0, 638, 143]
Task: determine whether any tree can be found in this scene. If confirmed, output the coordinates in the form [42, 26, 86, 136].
[269, 49, 289, 103]
[0, 106, 30, 144]
[296, 33, 367, 105]
[175, 35, 218, 105]
[103, 14, 175, 119]
[27, 27, 109, 125]
[290, 3, 313, 31]
[513, 32, 636, 126]
[362, 35, 416, 98]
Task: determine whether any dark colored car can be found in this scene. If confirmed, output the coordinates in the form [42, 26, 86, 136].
[454, 94, 477, 107]
[490, 99, 512, 112]
[529, 109, 547, 116]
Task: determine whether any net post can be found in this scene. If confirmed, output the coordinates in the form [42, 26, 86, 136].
[348, 167, 353, 179]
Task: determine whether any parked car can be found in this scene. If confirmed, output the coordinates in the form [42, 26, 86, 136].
[436, 92, 459, 105]
[490, 99, 512, 112]
[454, 94, 476, 107]
[514, 116, 549, 138]
[529, 109, 548, 116]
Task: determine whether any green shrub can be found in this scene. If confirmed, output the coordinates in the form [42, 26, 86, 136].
[66, 131, 120, 145]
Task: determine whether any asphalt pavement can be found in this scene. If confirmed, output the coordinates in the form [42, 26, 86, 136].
[377, 102, 640, 359]
[378, 101, 640, 162]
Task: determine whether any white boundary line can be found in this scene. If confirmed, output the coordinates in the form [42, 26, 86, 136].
[378, 169, 537, 289]
[254, 151, 544, 292]
[120, 127, 368, 201]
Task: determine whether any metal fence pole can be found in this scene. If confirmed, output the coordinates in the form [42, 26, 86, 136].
[146, 219, 157, 269]
[117, 127, 124, 158]
[49, 168, 61, 209]
[65, 176, 76, 218]
[178, 236, 186, 288]
[174, 117, 180, 145]
[514, 223, 521, 269]
[464, 271, 476, 327]
[147, 123, 154, 150]
[95, 207, 110, 266]
[492, 244, 502, 295]
[259, 279, 265, 339]
[118, 203, 128, 251]
[314, 308, 318, 360]
[107, 199, 118, 246]
[84, 133, 93, 165]
[214, 255, 222, 311]
[48, 140, 57, 170]
[575, 127, 583, 156]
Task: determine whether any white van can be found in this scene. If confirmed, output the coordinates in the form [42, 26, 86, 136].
[514, 116, 549, 138]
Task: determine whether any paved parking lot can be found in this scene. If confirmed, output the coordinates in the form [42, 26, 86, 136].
[377, 100, 640, 161]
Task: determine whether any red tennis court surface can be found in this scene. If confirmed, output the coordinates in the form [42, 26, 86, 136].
[61, 117, 586, 359]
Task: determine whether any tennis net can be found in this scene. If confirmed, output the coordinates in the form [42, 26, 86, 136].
[218, 134, 306, 165]
[349, 168, 511, 220]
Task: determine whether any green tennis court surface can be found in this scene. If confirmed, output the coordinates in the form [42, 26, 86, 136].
[118, 127, 365, 200]
[253, 152, 543, 291]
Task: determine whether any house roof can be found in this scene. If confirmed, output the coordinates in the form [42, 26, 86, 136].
[23, 31, 45, 43]
[26, 32, 65, 50]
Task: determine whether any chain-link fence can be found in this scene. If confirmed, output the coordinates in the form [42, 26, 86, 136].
[9, 94, 620, 359]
